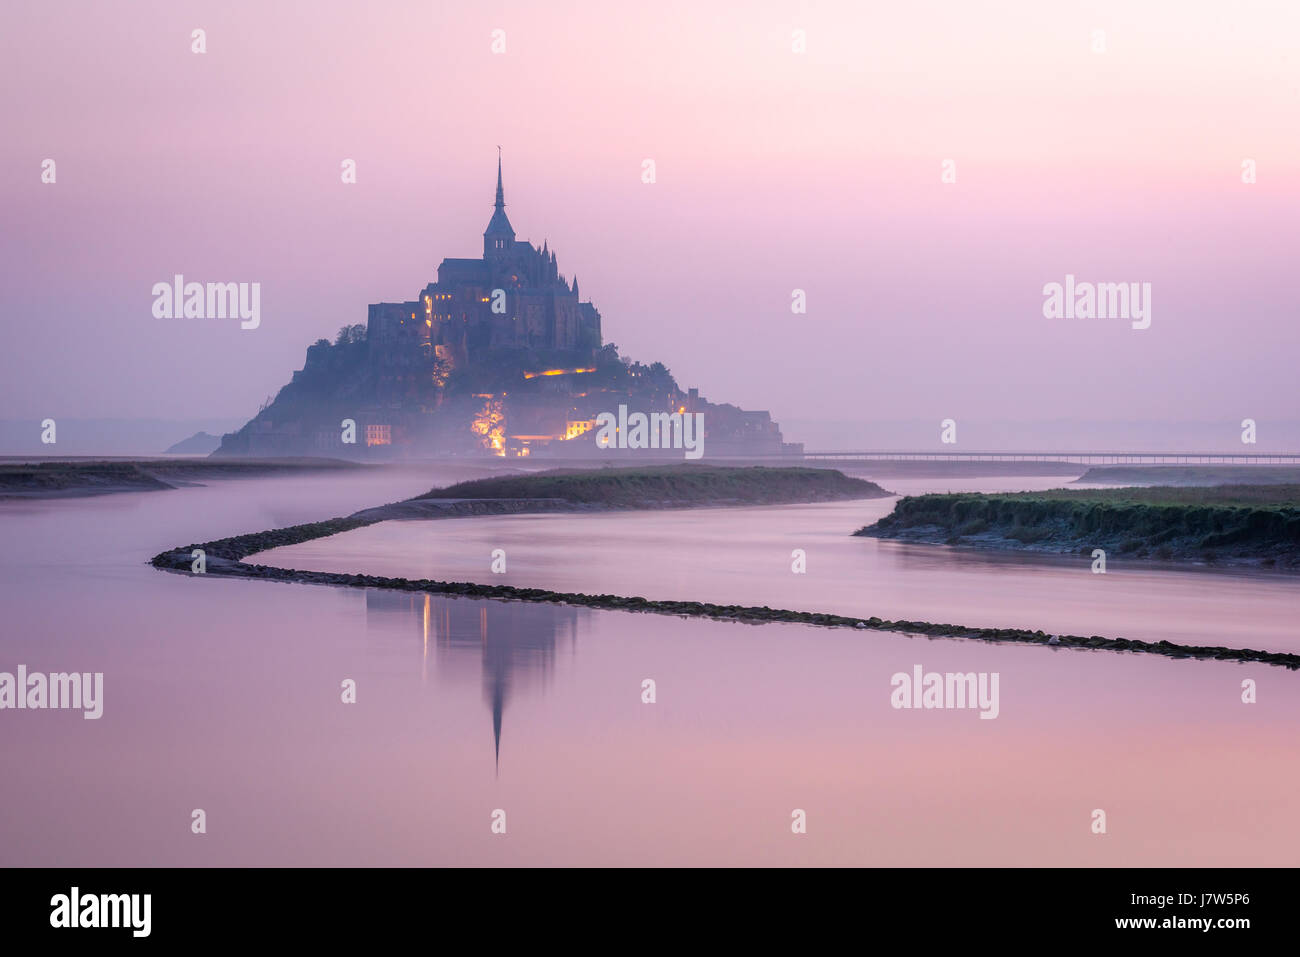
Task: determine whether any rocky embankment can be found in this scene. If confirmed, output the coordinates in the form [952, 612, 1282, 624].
[149, 468, 1300, 668]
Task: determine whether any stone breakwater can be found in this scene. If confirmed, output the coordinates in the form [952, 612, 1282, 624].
[150, 497, 1300, 670]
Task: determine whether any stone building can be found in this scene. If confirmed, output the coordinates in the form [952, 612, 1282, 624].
[216, 158, 800, 460]
[367, 158, 602, 397]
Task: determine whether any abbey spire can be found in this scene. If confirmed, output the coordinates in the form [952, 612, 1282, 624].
[483, 152, 515, 258]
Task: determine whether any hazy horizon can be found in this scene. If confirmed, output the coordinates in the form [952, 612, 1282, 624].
[3, 0, 1297, 438]
[4, 416, 1300, 458]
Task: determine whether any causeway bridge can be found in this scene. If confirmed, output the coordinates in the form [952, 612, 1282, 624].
[800, 450, 1300, 465]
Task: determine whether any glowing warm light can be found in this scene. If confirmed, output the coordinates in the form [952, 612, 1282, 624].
[564, 419, 595, 440]
[365, 424, 392, 447]
[470, 397, 506, 456]
[522, 367, 596, 379]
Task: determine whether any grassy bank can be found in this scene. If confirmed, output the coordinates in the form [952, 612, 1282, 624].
[0, 461, 175, 496]
[0, 457, 362, 499]
[418, 464, 891, 507]
[857, 486, 1300, 567]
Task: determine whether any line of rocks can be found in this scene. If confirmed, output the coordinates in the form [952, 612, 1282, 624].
[149, 499, 1300, 671]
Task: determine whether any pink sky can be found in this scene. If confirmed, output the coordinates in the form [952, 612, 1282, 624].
[2, 0, 1297, 437]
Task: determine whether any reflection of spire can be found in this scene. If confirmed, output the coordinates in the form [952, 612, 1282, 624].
[362, 590, 583, 776]
[491, 678, 503, 775]
[483, 605, 502, 776]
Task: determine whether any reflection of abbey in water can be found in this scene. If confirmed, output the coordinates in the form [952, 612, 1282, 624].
[363, 590, 581, 771]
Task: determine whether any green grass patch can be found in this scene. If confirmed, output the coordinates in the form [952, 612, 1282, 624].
[417, 464, 890, 507]
[858, 485, 1300, 566]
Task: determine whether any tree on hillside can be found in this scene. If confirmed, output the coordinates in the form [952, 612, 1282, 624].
[335, 324, 367, 345]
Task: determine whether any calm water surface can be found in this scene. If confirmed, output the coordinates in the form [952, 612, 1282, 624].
[2, 469, 1297, 866]
[260, 475, 1300, 653]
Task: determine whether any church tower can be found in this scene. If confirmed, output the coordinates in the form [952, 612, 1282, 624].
[483, 154, 515, 261]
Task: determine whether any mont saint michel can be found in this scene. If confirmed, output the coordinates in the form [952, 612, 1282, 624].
[7, 0, 1300, 886]
[216, 159, 798, 460]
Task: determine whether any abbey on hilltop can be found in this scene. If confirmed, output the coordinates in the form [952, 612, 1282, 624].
[367, 155, 602, 367]
[216, 158, 800, 459]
